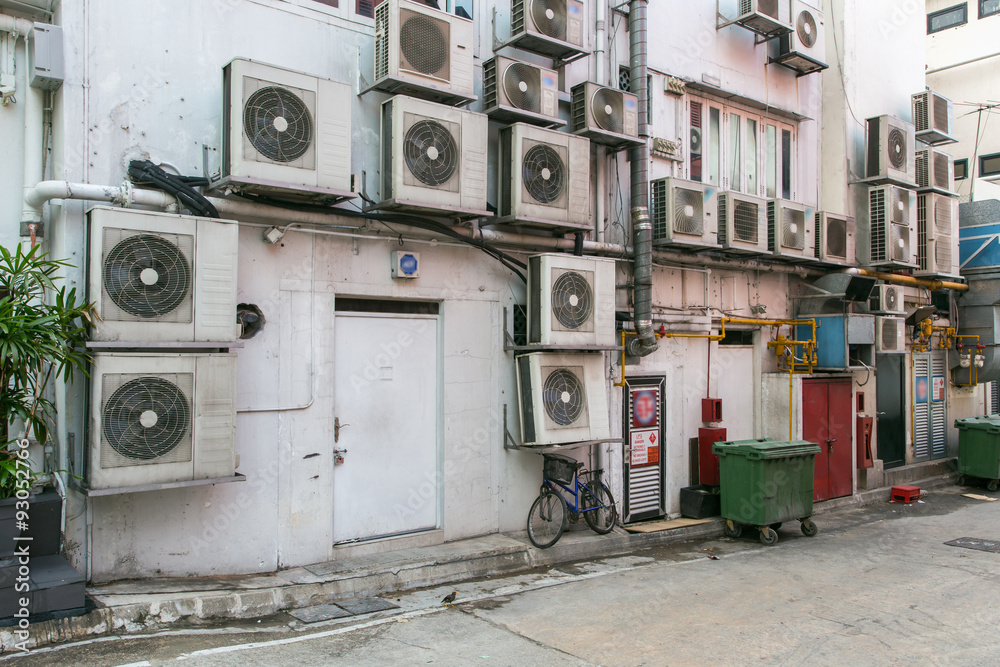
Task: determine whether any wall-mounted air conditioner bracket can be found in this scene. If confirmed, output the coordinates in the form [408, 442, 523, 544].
[364, 198, 493, 223]
[84, 473, 247, 497]
[211, 175, 357, 206]
[85, 340, 245, 350]
[360, 76, 476, 106]
[502, 307, 623, 352]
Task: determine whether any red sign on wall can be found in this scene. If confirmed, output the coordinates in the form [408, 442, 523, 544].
[630, 428, 660, 467]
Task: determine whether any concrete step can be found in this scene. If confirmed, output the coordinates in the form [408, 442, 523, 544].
[0, 554, 86, 619]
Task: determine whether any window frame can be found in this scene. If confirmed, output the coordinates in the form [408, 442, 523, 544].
[980, 152, 1000, 177]
[981, 0, 1000, 18]
[686, 94, 798, 201]
[927, 3, 968, 33]
[954, 158, 969, 180]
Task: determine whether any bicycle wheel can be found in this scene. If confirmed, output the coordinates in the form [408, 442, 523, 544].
[581, 481, 618, 535]
[527, 488, 567, 548]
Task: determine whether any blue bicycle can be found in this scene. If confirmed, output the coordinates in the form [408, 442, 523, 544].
[527, 453, 618, 548]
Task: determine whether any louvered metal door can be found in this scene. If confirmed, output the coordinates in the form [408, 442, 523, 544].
[913, 352, 948, 462]
[623, 377, 665, 523]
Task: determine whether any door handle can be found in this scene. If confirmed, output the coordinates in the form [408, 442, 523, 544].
[335, 417, 350, 443]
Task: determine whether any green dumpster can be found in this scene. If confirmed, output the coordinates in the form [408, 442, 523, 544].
[954, 417, 1000, 492]
[713, 438, 821, 546]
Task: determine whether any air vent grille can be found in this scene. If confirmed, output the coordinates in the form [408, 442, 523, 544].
[733, 200, 759, 243]
[870, 188, 886, 261]
[504, 62, 542, 112]
[102, 230, 194, 322]
[913, 92, 928, 132]
[399, 8, 451, 80]
[758, 0, 779, 19]
[591, 87, 624, 134]
[933, 152, 950, 189]
[827, 216, 848, 259]
[796, 9, 817, 47]
[890, 186, 909, 224]
[101, 373, 193, 468]
[890, 223, 910, 262]
[531, 0, 568, 41]
[918, 194, 928, 270]
[933, 94, 949, 132]
[881, 318, 898, 350]
[543, 366, 586, 427]
[916, 150, 928, 189]
[375, 2, 391, 81]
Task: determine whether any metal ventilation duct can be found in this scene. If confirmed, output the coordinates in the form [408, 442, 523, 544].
[796, 273, 877, 316]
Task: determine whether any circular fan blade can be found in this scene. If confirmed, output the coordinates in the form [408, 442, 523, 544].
[243, 86, 313, 163]
[404, 119, 458, 187]
[888, 127, 906, 169]
[542, 368, 585, 426]
[522, 144, 565, 204]
[781, 210, 805, 250]
[591, 87, 624, 134]
[551, 271, 593, 329]
[400, 14, 449, 76]
[796, 10, 817, 48]
[673, 188, 703, 234]
[103, 377, 190, 460]
[104, 234, 192, 318]
[690, 128, 702, 154]
[530, 0, 567, 40]
[826, 219, 847, 257]
[503, 62, 541, 112]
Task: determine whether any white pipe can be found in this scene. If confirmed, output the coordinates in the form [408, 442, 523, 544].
[0, 14, 34, 36]
[926, 51, 1000, 75]
[21, 86, 45, 224]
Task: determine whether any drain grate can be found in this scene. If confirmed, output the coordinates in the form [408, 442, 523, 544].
[944, 537, 1000, 554]
[289, 596, 400, 624]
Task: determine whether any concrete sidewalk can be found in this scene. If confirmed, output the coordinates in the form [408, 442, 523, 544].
[0, 472, 958, 652]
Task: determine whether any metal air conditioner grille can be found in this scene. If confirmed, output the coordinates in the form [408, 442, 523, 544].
[523, 142, 565, 204]
[504, 62, 542, 112]
[917, 195, 928, 270]
[102, 230, 194, 322]
[482, 58, 498, 109]
[885, 287, 900, 311]
[891, 224, 910, 262]
[651, 180, 668, 240]
[243, 85, 314, 163]
[740, 0, 753, 15]
[935, 197, 953, 271]
[934, 196, 952, 236]
[543, 367, 586, 426]
[375, 2, 391, 81]
[827, 217, 848, 259]
[592, 87, 624, 134]
[718, 195, 729, 245]
[550, 269, 594, 330]
[916, 151, 928, 188]
[796, 9, 817, 47]
[570, 84, 586, 132]
[782, 207, 806, 250]
[888, 127, 906, 169]
[870, 189, 886, 261]
[891, 187, 909, 224]
[528, 256, 542, 342]
[399, 8, 451, 80]
[933, 152, 950, 189]
[673, 186, 704, 235]
[512, 0, 526, 35]
[404, 119, 459, 186]
[734, 200, 759, 243]
[101, 373, 193, 468]
[913, 92, 928, 132]
[933, 94, 950, 132]
[758, 0, 779, 19]
[881, 319, 898, 351]
[531, 0, 568, 41]
[517, 355, 536, 444]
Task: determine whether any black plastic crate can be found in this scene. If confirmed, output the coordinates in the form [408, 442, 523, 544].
[543, 454, 578, 485]
[680, 484, 721, 519]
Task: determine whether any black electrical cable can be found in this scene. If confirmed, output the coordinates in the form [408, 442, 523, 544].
[128, 160, 219, 218]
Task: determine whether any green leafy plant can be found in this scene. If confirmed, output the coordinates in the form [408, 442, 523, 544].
[0, 244, 95, 497]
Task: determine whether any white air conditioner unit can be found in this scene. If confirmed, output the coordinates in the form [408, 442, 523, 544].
[516, 352, 611, 447]
[220, 58, 353, 203]
[527, 253, 616, 347]
[372, 0, 475, 104]
[377, 95, 489, 216]
[507, 0, 587, 60]
[814, 212, 855, 266]
[867, 185, 917, 268]
[767, 199, 815, 262]
[869, 284, 905, 315]
[483, 56, 563, 127]
[875, 317, 905, 354]
[87, 207, 238, 343]
[87, 353, 237, 491]
[771, 0, 827, 75]
[650, 177, 720, 250]
[718, 191, 767, 255]
[915, 146, 955, 195]
[865, 115, 916, 187]
[498, 123, 591, 231]
[912, 90, 956, 145]
[725, 0, 792, 38]
[916, 193, 960, 278]
[570, 81, 641, 150]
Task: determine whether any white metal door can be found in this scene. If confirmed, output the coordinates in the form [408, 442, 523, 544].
[333, 311, 439, 543]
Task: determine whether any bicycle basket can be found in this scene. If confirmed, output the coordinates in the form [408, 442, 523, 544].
[543, 454, 578, 485]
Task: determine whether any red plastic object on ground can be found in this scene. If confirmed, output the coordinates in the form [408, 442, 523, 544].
[698, 427, 727, 486]
[891, 485, 921, 503]
[856, 416, 874, 469]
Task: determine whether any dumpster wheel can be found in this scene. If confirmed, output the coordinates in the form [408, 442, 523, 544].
[759, 526, 778, 546]
[988, 479, 999, 492]
[957, 475, 966, 486]
[800, 519, 818, 537]
[723, 520, 742, 539]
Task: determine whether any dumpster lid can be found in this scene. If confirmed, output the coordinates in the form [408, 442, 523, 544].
[954, 416, 1000, 432]
[713, 439, 821, 458]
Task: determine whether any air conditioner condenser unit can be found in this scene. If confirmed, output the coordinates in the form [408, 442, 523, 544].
[483, 56, 564, 127]
[87, 206, 238, 343]
[718, 191, 767, 255]
[506, 0, 587, 61]
[865, 115, 916, 187]
[865, 185, 917, 269]
[771, 0, 827, 75]
[721, 0, 792, 38]
[915, 146, 955, 195]
[516, 352, 611, 447]
[869, 284, 905, 315]
[813, 212, 856, 266]
[767, 198, 815, 262]
[916, 192, 960, 278]
[87, 353, 237, 492]
[570, 81, 642, 150]
[220, 58, 354, 203]
[875, 316, 905, 354]
[650, 177, 719, 250]
[912, 90, 956, 146]
[527, 253, 616, 347]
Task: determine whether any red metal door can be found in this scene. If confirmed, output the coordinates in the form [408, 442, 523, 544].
[802, 381, 830, 501]
[803, 379, 853, 502]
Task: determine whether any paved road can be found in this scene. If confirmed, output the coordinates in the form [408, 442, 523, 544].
[5, 487, 1000, 666]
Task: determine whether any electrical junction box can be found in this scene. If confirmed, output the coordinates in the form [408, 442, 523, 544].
[391, 251, 419, 279]
[29, 23, 63, 91]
